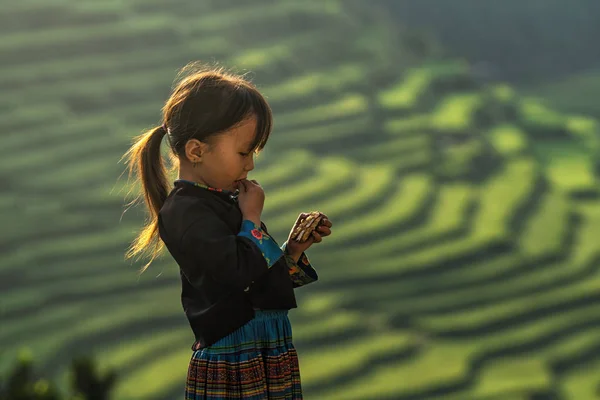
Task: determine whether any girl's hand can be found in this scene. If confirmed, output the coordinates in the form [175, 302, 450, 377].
[237, 179, 265, 226]
[285, 213, 332, 260]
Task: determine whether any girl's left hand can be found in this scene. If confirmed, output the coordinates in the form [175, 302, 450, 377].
[285, 213, 332, 259]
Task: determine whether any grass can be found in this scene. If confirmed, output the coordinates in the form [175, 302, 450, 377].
[417, 279, 600, 334]
[384, 114, 433, 134]
[9, 67, 174, 105]
[263, 63, 366, 102]
[263, 157, 355, 214]
[379, 68, 433, 110]
[0, 17, 172, 52]
[468, 358, 550, 398]
[275, 94, 369, 129]
[320, 342, 471, 399]
[265, 162, 395, 232]
[300, 331, 418, 387]
[487, 124, 528, 156]
[112, 348, 190, 399]
[279, 116, 372, 145]
[522, 67, 600, 118]
[179, 1, 342, 33]
[378, 61, 470, 110]
[545, 157, 598, 193]
[432, 93, 482, 132]
[473, 158, 538, 239]
[437, 138, 486, 178]
[321, 182, 474, 265]
[324, 173, 432, 244]
[518, 190, 570, 256]
[252, 149, 317, 188]
[347, 134, 430, 160]
[561, 359, 600, 399]
[3, 0, 600, 399]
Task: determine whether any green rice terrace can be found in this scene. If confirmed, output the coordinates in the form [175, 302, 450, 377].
[2, 0, 600, 399]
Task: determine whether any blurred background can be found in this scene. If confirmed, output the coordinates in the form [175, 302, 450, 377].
[2, 0, 600, 399]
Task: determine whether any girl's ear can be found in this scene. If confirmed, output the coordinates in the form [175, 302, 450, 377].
[184, 139, 207, 163]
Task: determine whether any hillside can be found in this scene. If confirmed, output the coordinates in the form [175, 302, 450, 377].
[2, 1, 600, 399]
[521, 68, 600, 120]
[376, 0, 600, 85]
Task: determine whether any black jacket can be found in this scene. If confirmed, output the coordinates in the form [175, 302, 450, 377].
[157, 180, 317, 350]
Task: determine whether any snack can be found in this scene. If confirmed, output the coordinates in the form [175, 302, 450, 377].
[291, 211, 326, 242]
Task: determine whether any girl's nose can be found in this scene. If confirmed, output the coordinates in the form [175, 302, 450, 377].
[246, 155, 255, 171]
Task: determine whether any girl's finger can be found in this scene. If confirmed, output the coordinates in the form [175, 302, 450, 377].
[312, 231, 323, 243]
[317, 226, 331, 236]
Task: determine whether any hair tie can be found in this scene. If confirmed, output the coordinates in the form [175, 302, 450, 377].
[161, 123, 169, 135]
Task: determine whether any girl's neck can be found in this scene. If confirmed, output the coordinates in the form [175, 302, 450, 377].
[178, 168, 204, 184]
[177, 172, 237, 195]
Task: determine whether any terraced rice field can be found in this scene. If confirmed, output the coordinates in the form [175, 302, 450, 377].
[2, 1, 600, 399]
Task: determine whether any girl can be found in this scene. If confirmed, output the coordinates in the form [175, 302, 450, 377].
[122, 63, 333, 399]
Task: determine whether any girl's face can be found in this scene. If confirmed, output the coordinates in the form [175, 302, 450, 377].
[187, 117, 258, 191]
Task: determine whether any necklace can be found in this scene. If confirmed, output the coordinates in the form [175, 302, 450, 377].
[175, 179, 239, 199]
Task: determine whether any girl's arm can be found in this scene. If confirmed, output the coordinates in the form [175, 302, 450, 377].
[179, 207, 284, 292]
[281, 241, 318, 288]
[259, 220, 319, 288]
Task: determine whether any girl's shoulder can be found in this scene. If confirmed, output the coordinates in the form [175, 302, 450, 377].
[162, 189, 210, 219]
[160, 187, 240, 243]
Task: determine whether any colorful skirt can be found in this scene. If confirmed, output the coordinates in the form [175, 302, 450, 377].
[185, 310, 303, 399]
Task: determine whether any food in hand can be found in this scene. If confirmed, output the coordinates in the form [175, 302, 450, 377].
[291, 211, 326, 242]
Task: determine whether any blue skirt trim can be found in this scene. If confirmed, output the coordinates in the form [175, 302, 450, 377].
[185, 310, 302, 399]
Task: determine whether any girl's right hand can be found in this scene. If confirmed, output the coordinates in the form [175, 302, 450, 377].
[237, 179, 265, 225]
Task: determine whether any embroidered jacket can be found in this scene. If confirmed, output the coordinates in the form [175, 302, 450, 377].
[157, 180, 318, 350]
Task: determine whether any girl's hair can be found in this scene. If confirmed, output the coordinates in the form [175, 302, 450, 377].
[121, 62, 273, 272]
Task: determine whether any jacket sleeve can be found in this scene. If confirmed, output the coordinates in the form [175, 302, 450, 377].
[281, 241, 319, 288]
[179, 207, 284, 291]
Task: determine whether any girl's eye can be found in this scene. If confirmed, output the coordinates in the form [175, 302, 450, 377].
[239, 152, 249, 157]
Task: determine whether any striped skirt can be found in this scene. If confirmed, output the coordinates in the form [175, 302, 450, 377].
[185, 310, 303, 399]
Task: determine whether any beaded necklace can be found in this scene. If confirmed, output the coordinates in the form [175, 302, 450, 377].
[175, 179, 240, 200]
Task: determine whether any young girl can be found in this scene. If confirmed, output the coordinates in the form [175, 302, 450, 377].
[122, 63, 332, 399]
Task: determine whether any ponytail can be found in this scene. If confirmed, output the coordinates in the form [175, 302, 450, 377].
[122, 125, 169, 272]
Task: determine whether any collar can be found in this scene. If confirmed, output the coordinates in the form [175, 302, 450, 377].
[174, 179, 239, 201]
